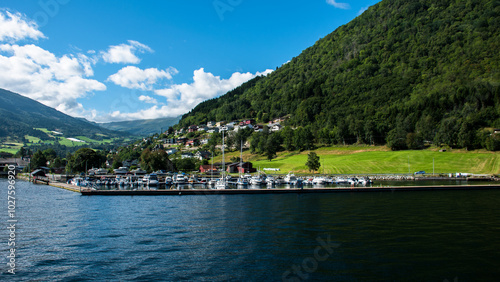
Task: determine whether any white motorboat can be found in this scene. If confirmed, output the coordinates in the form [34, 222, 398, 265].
[237, 176, 249, 186]
[144, 173, 159, 186]
[114, 167, 129, 174]
[250, 175, 265, 185]
[312, 176, 326, 185]
[266, 176, 276, 185]
[335, 177, 349, 184]
[284, 172, 299, 185]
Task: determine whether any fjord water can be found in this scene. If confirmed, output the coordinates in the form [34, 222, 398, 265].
[1, 179, 500, 281]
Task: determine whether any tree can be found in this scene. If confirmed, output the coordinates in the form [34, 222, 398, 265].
[173, 157, 197, 172]
[43, 148, 57, 161]
[281, 126, 295, 151]
[305, 152, 321, 173]
[66, 148, 105, 173]
[112, 159, 123, 170]
[50, 157, 65, 169]
[265, 133, 280, 161]
[406, 132, 423, 150]
[140, 149, 174, 172]
[386, 127, 407, 151]
[31, 150, 47, 169]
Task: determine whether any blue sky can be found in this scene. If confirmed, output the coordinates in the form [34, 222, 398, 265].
[0, 0, 379, 122]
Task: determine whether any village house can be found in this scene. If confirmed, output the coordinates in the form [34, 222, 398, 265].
[185, 139, 200, 147]
[181, 152, 195, 159]
[234, 124, 253, 132]
[268, 122, 282, 132]
[240, 119, 255, 126]
[226, 162, 256, 174]
[195, 151, 211, 160]
[197, 125, 209, 132]
[216, 121, 226, 127]
[166, 148, 178, 155]
[188, 125, 198, 133]
[199, 165, 218, 174]
[0, 157, 29, 171]
[164, 138, 177, 145]
[254, 125, 264, 132]
[207, 128, 219, 134]
[122, 160, 139, 168]
[176, 137, 188, 145]
[175, 128, 186, 135]
[207, 121, 216, 127]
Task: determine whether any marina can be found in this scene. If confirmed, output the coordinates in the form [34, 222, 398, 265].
[16, 173, 500, 195]
[2, 178, 500, 281]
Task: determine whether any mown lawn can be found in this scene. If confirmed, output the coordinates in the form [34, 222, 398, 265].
[216, 146, 500, 175]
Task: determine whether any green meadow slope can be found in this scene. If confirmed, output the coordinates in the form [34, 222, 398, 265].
[218, 146, 500, 175]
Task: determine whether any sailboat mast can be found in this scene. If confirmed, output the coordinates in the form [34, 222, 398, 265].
[222, 129, 225, 181]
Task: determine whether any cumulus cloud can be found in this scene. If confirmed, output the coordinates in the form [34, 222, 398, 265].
[0, 10, 45, 42]
[107, 66, 178, 90]
[93, 68, 273, 122]
[154, 68, 273, 117]
[138, 95, 158, 104]
[0, 43, 106, 117]
[101, 40, 153, 64]
[326, 0, 350, 10]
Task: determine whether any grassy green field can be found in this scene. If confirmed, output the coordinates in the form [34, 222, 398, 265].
[216, 146, 500, 175]
[0, 141, 23, 154]
[1, 128, 132, 155]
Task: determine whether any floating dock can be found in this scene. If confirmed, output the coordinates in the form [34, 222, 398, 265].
[79, 185, 500, 196]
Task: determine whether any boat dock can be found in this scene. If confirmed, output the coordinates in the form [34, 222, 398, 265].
[79, 184, 500, 196]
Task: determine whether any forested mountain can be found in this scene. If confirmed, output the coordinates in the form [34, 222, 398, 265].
[178, 0, 500, 150]
[99, 116, 181, 137]
[0, 88, 125, 142]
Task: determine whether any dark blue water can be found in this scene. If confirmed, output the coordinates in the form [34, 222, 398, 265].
[1, 179, 500, 281]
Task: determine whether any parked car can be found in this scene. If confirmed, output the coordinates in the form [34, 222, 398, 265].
[414, 171, 426, 175]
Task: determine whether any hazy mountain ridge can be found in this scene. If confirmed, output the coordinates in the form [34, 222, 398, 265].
[99, 116, 181, 136]
[0, 88, 126, 142]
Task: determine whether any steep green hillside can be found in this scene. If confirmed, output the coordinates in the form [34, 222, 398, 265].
[179, 0, 499, 149]
[0, 88, 126, 142]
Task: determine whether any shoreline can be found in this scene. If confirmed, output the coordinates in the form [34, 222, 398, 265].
[11, 174, 500, 196]
[79, 184, 500, 196]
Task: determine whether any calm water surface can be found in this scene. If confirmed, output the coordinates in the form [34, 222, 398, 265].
[1, 179, 499, 281]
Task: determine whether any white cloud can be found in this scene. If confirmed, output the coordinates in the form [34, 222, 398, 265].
[0, 10, 45, 42]
[326, 0, 350, 10]
[154, 68, 273, 117]
[138, 95, 158, 104]
[0, 43, 105, 117]
[107, 66, 178, 90]
[101, 40, 153, 64]
[93, 68, 273, 122]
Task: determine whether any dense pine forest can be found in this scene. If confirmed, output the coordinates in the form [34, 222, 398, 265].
[177, 0, 500, 150]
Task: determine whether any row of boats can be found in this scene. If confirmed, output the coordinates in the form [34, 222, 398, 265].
[69, 172, 373, 189]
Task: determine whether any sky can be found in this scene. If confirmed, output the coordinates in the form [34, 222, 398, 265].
[0, 0, 379, 123]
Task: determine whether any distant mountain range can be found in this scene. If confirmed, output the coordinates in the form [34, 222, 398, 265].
[99, 116, 181, 136]
[0, 88, 126, 142]
[178, 0, 499, 148]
